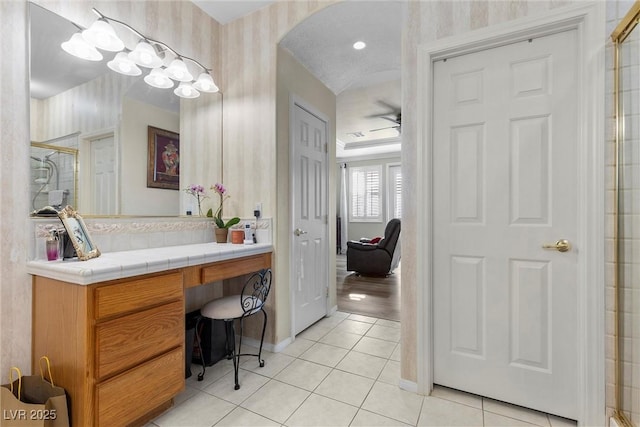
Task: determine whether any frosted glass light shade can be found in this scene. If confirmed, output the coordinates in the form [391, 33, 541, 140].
[193, 73, 219, 93]
[82, 19, 124, 52]
[144, 68, 174, 89]
[128, 41, 163, 68]
[61, 33, 103, 61]
[174, 82, 200, 99]
[165, 59, 193, 82]
[107, 52, 142, 76]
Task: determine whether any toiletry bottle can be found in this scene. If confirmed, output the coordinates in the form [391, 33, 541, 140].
[46, 231, 59, 261]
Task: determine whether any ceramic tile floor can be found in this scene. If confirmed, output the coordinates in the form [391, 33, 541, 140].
[147, 312, 577, 427]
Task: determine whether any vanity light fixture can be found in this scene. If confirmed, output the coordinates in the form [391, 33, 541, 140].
[107, 52, 142, 76]
[193, 72, 219, 93]
[174, 82, 200, 99]
[144, 68, 174, 89]
[165, 58, 193, 82]
[60, 7, 218, 99]
[61, 33, 103, 61]
[128, 41, 164, 68]
[82, 19, 124, 52]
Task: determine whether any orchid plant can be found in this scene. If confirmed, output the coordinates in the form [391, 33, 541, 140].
[207, 183, 241, 229]
[184, 184, 208, 216]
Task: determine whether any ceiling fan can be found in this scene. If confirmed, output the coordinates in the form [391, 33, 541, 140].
[368, 100, 401, 134]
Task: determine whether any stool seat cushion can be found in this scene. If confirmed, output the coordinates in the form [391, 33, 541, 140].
[201, 295, 262, 320]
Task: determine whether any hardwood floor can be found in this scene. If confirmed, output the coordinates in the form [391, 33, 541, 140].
[336, 254, 400, 321]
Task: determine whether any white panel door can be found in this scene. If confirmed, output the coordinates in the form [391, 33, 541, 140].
[90, 135, 116, 215]
[292, 103, 328, 335]
[433, 30, 578, 418]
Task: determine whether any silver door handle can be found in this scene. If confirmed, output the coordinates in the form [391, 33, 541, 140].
[294, 228, 308, 236]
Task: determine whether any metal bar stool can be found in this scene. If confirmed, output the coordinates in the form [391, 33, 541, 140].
[196, 268, 272, 389]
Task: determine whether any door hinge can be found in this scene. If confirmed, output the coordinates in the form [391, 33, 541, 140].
[326, 287, 329, 298]
[325, 143, 328, 153]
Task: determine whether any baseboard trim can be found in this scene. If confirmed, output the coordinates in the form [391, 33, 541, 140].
[399, 379, 418, 393]
[272, 337, 292, 353]
[328, 305, 338, 316]
[240, 336, 292, 353]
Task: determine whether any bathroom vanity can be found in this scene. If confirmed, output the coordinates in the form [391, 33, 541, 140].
[27, 243, 272, 427]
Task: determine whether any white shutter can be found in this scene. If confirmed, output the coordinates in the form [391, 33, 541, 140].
[349, 165, 382, 222]
[388, 164, 402, 219]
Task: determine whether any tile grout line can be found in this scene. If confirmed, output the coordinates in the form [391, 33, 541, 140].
[287, 313, 405, 426]
[255, 315, 359, 426]
[156, 312, 402, 426]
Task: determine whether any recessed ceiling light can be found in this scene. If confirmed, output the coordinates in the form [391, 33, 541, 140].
[353, 41, 366, 50]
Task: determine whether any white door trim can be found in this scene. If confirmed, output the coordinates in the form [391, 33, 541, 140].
[289, 94, 331, 340]
[415, 3, 605, 426]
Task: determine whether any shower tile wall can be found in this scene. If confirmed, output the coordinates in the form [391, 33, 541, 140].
[30, 134, 77, 211]
[615, 3, 640, 423]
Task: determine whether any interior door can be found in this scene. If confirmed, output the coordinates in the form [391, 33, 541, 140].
[90, 135, 116, 215]
[432, 30, 579, 418]
[292, 102, 328, 335]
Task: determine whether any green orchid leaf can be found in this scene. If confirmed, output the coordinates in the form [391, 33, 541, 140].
[224, 217, 241, 228]
[214, 217, 225, 228]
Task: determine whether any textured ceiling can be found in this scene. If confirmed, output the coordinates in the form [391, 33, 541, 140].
[279, 1, 403, 158]
[279, 1, 402, 95]
[192, 0, 275, 24]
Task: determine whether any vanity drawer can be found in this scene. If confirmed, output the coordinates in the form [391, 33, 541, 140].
[96, 346, 183, 427]
[200, 253, 271, 284]
[96, 300, 183, 380]
[95, 272, 183, 319]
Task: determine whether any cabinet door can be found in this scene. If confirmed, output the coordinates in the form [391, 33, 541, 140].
[96, 301, 183, 379]
[96, 347, 183, 427]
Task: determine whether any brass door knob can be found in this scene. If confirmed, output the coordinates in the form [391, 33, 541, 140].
[542, 239, 571, 252]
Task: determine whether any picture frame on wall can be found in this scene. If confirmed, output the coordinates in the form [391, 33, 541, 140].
[147, 126, 180, 190]
[58, 205, 101, 261]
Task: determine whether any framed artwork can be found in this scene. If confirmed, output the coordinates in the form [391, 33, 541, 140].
[58, 205, 101, 261]
[147, 126, 180, 190]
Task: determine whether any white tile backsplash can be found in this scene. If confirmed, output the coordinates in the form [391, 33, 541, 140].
[30, 217, 272, 260]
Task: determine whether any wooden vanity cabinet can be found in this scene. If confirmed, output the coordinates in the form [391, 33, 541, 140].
[32, 271, 185, 427]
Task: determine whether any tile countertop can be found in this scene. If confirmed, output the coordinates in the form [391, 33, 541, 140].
[26, 243, 274, 285]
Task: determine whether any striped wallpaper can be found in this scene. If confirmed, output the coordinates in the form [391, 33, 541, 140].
[219, 0, 338, 346]
[31, 72, 133, 142]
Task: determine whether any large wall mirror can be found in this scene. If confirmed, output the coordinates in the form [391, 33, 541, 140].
[29, 2, 222, 217]
[613, 2, 640, 426]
